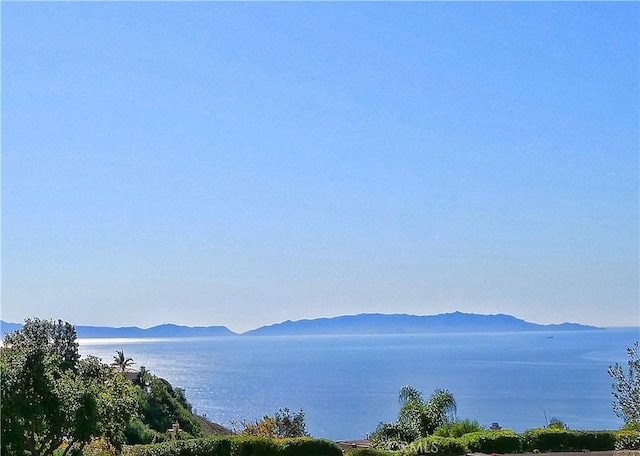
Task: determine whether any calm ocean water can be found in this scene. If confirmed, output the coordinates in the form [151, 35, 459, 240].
[78, 328, 639, 441]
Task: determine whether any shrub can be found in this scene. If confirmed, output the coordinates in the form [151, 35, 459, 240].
[230, 436, 280, 456]
[615, 430, 640, 450]
[521, 429, 616, 452]
[547, 418, 568, 430]
[125, 438, 233, 456]
[347, 449, 398, 456]
[570, 431, 616, 451]
[278, 438, 342, 456]
[370, 422, 413, 450]
[434, 420, 483, 438]
[608, 341, 640, 425]
[239, 408, 308, 439]
[126, 418, 157, 445]
[460, 430, 522, 454]
[522, 428, 569, 452]
[402, 436, 466, 456]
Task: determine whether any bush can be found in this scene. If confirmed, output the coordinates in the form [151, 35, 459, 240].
[125, 438, 232, 456]
[229, 436, 280, 456]
[570, 431, 616, 451]
[126, 418, 157, 445]
[370, 422, 415, 450]
[402, 436, 466, 456]
[522, 429, 568, 452]
[278, 438, 342, 456]
[239, 408, 308, 439]
[134, 376, 203, 441]
[460, 430, 522, 454]
[521, 429, 616, 452]
[347, 449, 397, 456]
[547, 418, 568, 430]
[615, 430, 640, 450]
[434, 420, 483, 438]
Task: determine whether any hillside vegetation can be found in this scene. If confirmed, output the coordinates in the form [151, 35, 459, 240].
[0, 318, 231, 456]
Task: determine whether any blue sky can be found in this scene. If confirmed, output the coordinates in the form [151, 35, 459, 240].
[2, 2, 638, 333]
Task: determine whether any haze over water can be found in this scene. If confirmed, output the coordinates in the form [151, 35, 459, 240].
[79, 327, 638, 441]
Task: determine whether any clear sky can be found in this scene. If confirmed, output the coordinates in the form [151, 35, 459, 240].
[2, 2, 638, 333]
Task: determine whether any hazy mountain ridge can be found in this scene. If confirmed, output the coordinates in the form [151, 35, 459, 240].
[242, 311, 599, 336]
[1, 312, 600, 338]
[0, 321, 235, 338]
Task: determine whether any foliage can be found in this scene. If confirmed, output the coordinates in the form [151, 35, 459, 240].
[229, 436, 280, 456]
[564, 430, 617, 451]
[278, 438, 342, 456]
[124, 437, 341, 456]
[58, 438, 118, 456]
[125, 438, 233, 456]
[134, 374, 203, 440]
[402, 436, 466, 456]
[547, 417, 568, 430]
[370, 386, 456, 450]
[521, 428, 616, 452]
[609, 341, 640, 425]
[370, 422, 413, 451]
[1, 318, 137, 456]
[433, 419, 483, 438]
[615, 430, 640, 450]
[622, 421, 640, 432]
[345, 448, 397, 456]
[125, 417, 157, 445]
[237, 408, 308, 438]
[459, 430, 522, 454]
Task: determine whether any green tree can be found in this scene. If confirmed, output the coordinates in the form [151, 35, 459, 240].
[112, 349, 135, 373]
[238, 407, 308, 438]
[371, 385, 456, 450]
[609, 341, 640, 425]
[273, 407, 308, 438]
[0, 318, 138, 456]
[547, 417, 568, 430]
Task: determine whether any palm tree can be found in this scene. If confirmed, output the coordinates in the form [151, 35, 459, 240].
[371, 385, 457, 449]
[111, 349, 135, 372]
[424, 387, 457, 432]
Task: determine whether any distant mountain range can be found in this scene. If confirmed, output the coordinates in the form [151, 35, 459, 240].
[0, 321, 234, 339]
[243, 312, 599, 336]
[0, 312, 600, 338]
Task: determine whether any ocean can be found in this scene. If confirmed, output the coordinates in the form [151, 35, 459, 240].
[78, 328, 639, 441]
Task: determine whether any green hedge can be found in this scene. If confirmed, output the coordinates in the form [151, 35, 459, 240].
[123, 429, 630, 456]
[402, 436, 466, 456]
[460, 430, 522, 454]
[278, 438, 342, 456]
[126, 438, 232, 456]
[571, 431, 616, 451]
[521, 429, 616, 452]
[229, 437, 279, 456]
[125, 436, 341, 456]
[346, 448, 397, 456]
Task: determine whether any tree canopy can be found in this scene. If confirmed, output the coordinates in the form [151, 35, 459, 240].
[609, 341, 640, 425]
[1, 318, 138, 456]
